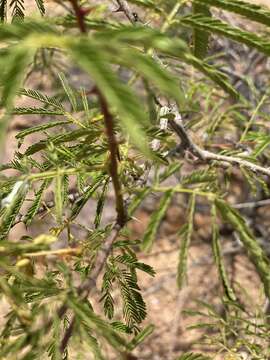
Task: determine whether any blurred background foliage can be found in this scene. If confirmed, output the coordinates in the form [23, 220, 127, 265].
[1, 0, 270, 359]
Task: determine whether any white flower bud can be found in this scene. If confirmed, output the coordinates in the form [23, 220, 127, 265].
[151, 139, 161, 151]
[160, 118, 168, 130]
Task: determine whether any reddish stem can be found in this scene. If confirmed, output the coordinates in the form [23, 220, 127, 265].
[69, 0, 86, 33]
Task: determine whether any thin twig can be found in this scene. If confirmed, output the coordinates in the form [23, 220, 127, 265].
[69, 0, 87, 33]
[233, 198, 270, 209]
[58, 0, 127, 353]
[114, 0, 139, 24]
[97, 90, 127, 227]
[170, 118, 270, 178]
[112, 0, 270, 180]
[60, 223, 122, 352]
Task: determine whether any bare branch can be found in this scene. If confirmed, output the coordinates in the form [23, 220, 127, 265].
[170, 118, 270, 178]
[233, 198, 270, 209]
[114, 0, 139, 24]
[69, 0, 87, 33]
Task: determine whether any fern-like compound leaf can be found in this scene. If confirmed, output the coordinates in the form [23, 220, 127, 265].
[181, 15, 270, 57]
[34, 0, 45, 15]
[211, 204, 237, 301]
[0, 181, 28, 240]
[216, 199, 270, 299]
[195, 0, 270, 27]
[15, 121, 70, 140]
[177, 194, 196, 288]
[24, 179, 50, 226]
[19, 88, 64, 110]
[192, 3, 211, 59]
[0, 0, 7, 21]
[141, 189, 174, 252]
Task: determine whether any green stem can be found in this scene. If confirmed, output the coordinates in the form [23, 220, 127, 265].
[161, 0, 187, 33]
[25, 166, 103, 182]
[240, 93, 267, 142]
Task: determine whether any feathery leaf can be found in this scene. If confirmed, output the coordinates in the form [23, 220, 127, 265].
[211, 204, 236, 301]
[0, 181, 28, 240]
[141, 189, 174, 252]
[24, 179, 50, 226]
[195, 0, 270, 27]
[177, 194, 196, 288]
[192, 3, 211, 59]
[216, 199, 270, 299]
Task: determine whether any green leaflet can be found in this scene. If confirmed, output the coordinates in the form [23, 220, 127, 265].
[0, 20, 58, 41]
[182, 53, 239, 99]
[55, 170, 63, 223]
[0, 22, 238, 106]
[107, 252, 152, 333]
[80, 327, 105, 360]
[0, 181, 28, 241]
[70, 175, 105, 220]
[95, 25, 237, 97]
[101, 260, 149, 331]
[80, 88, 90, 118]
[252, 136, 270, 158]
[0, 0, 7, 22]
[159, 162, 182, 183]
[176, 352, 212, 360]
[1, 46, 31, 110]
[80, 328, 105, 360]
[119, 269, 147, 327]
[24, 128, 96, 156]
[58, 16, 119, 31]
[111, 321, 132, 334]
[195, 0, 270, 27]
[69, 41, 150, 157]
[47, 317, 61, 360]
[67, 297, 127, 351]
[94, 178, 109, 229]
[58, 73, 78, 112]
[0, 333, 32, 358]
[34, 0, 45, 15]
[111, 47, 185, 107]
[180, 15, 270, 57]
[16, 121, 70, 140]
[128, 0, 163, 13]
[128, 324, 155, 350]
[94, 25, 188, 51]
[62, 174, 69, 206]
[12, 107, 65, 116]
[24, 179, 50, 226]
[177, 194, 196, 289]
[211, 204, 236, 301]
[192, 3, 211, 59]
[141, 189, 174, 252]
[216, 199, 270, 299]
[10, 0, 25, 22]
[128, 188, 152, 217]
[115, 253, 155, 276]
[0, 46, 33, 147]
[101, 266, 115, 320]
[19, 88, 64, 110]
[0, 278, 28, 321]
[181, 169, 216, 185]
